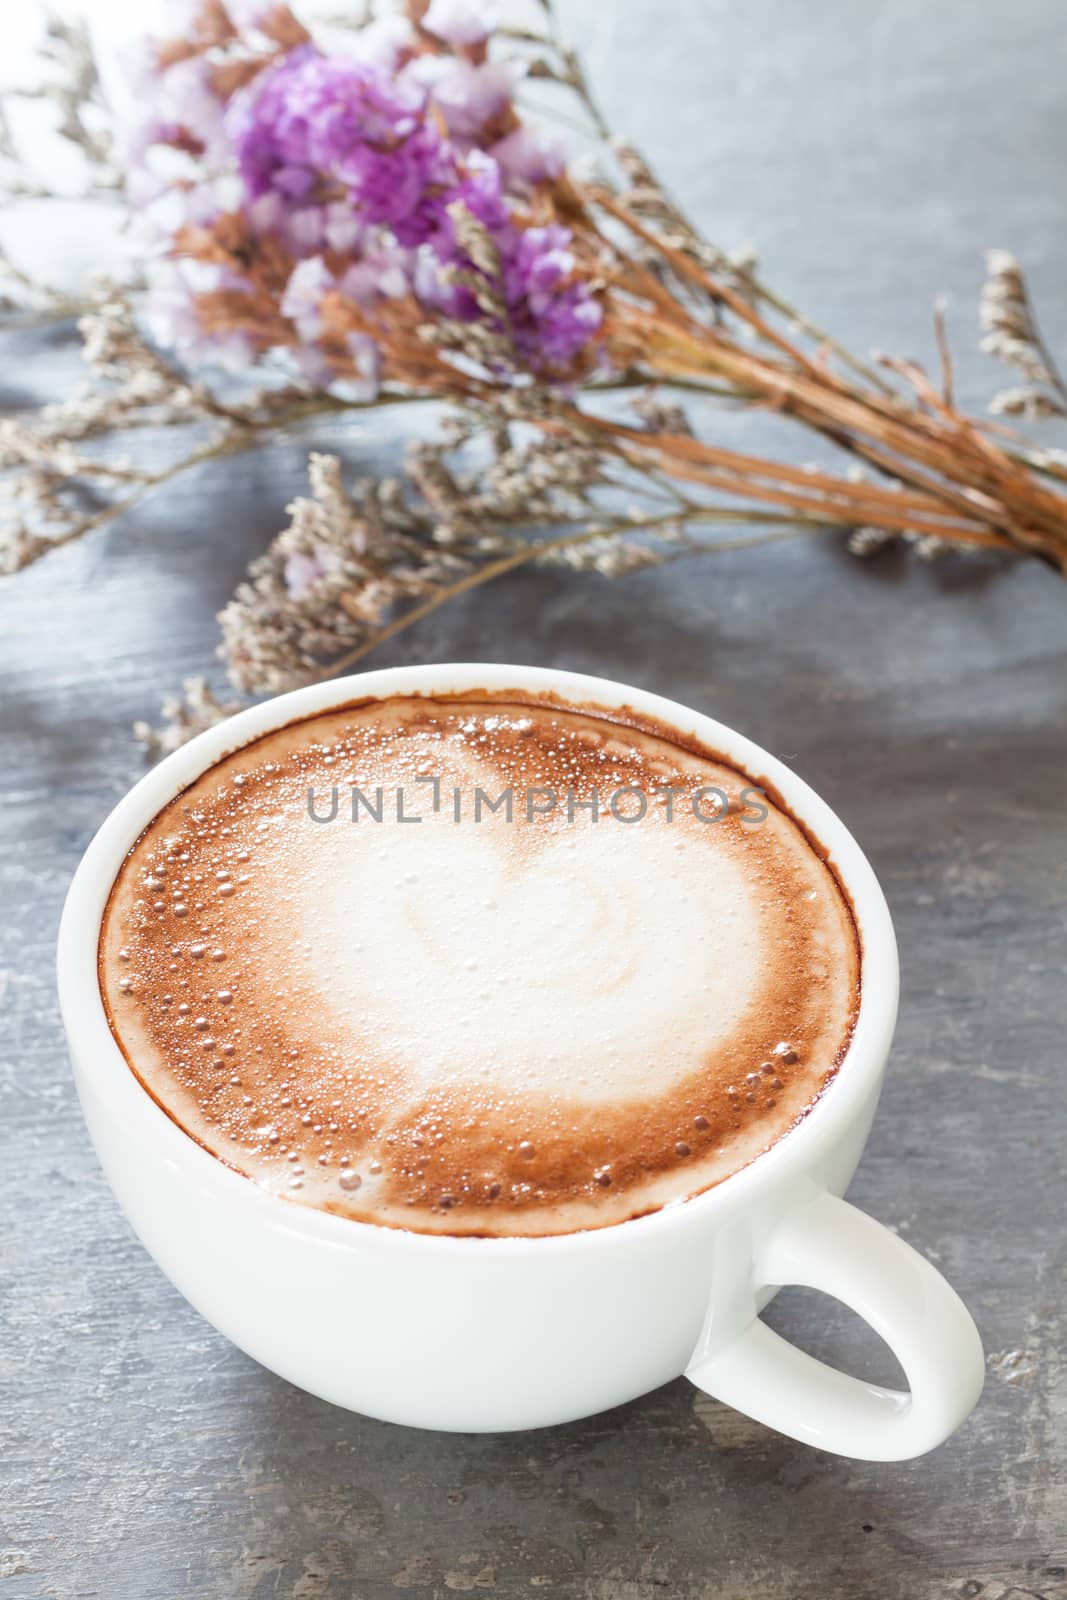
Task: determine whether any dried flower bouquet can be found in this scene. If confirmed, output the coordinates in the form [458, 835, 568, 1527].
[2, 0, 1065, 747]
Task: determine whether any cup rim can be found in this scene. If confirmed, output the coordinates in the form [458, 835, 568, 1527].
[57, 662, 899, 1257]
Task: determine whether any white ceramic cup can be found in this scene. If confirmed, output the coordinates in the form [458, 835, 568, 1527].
[57, 663, 984, 1458]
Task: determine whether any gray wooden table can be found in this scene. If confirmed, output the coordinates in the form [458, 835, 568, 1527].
[2, 3, 1066, 1596]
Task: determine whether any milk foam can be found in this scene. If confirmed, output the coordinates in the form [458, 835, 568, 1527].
[100, 695, 861, 1236]
[294, 779, 761, 1103]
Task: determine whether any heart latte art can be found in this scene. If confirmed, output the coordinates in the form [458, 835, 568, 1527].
[100, 694, 860, 1235]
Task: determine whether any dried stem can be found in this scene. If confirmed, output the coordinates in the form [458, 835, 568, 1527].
[308, 507, 836, 685]
[584, 191, 1067, 569]
[3, 0, 1066, 748]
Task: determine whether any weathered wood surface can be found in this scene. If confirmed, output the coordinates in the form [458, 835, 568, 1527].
[1, 2, 1066, 1597]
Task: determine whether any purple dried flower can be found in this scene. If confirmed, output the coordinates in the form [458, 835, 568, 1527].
[227, 47, 452, 246]
[277, 257, 391, 394]
[490, 126, 564, 187]
[423, 155, 602, 371]
[351, 16, 418, 72]
[339, 243, 411, 310]
[143, 259, 257, 370]
[280, 256, 333, 341]
[124, 0, 601, 382]
[291, 343, 337, 388]
[284, 548, 331, 598]
[404, 55, 522, 140]
[448, 147, 511, 232]
[421, 0, 499, 48]
[505, 224, 604, 368]
[123, 52, 229, 206]
[344, 332, 382, 399]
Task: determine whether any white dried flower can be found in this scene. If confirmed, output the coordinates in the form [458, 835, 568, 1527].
[847, 526, 897, 558]
[980, 250, 1056, 387]
[135, 679, 242, 759]
[989, 385, 1065, 421]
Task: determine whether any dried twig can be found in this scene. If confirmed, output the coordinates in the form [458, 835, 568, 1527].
[0, 0, 1064, 756]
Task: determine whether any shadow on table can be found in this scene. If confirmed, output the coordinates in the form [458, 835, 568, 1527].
[190, 1353, 956, 1599]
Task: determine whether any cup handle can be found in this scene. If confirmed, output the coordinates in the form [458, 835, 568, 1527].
[685, 1191, 984, 1460]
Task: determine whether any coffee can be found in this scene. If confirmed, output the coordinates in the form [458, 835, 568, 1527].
[99, 692, 860, 1236]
